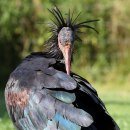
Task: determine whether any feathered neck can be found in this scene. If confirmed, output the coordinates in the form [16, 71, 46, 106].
[44, 35, 63, 60]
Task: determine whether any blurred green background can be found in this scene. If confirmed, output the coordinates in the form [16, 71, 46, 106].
[0, 0, 130, 130]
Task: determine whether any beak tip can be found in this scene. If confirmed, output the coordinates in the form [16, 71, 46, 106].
[67, 71, 70, 75]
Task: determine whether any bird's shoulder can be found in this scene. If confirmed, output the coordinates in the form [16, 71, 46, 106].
[5, 52, 115, 130]
[5, 53, 94, 129]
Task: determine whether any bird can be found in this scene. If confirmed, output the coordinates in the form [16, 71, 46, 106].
[5, 7, 120, 130]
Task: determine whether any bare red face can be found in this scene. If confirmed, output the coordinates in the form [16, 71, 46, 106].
[58, 27, 74, 75]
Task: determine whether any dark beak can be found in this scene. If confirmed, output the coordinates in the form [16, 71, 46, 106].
[63, 44, 72, 75]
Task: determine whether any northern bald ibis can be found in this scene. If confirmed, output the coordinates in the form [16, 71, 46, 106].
[5, 7, 120, 130]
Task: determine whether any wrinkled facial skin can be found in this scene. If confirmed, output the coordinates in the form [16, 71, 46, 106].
[58, 27, 75, 75]
[58, 27, 74, 46]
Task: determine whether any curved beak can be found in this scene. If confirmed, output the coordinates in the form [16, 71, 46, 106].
[59, 43, 72, 75]
[63, 44, 72, 75]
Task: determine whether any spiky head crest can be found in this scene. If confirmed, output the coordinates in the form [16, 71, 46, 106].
[44, 6, 99, 59]
[48, 6, 99, 40]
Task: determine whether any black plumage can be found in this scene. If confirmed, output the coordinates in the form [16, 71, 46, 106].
[5, 7, 120, 130]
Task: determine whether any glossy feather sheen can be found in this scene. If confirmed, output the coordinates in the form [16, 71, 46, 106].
[51, 91, 76, 103]
[53, 113, 81, 130]
[5, 54, 120, 130]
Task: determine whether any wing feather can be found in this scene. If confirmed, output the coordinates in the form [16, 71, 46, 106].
[5, 57, 94, 130]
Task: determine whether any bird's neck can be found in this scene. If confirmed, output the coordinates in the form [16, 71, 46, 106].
[44, 35, 64, 60]
[44, 45, 63, 60]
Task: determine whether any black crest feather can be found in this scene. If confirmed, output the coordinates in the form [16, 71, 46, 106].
[48, 6, 99, 36]
[44, 6, 99, 59]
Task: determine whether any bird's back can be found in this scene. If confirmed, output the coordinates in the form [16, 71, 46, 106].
[5, 53, 119, 130]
